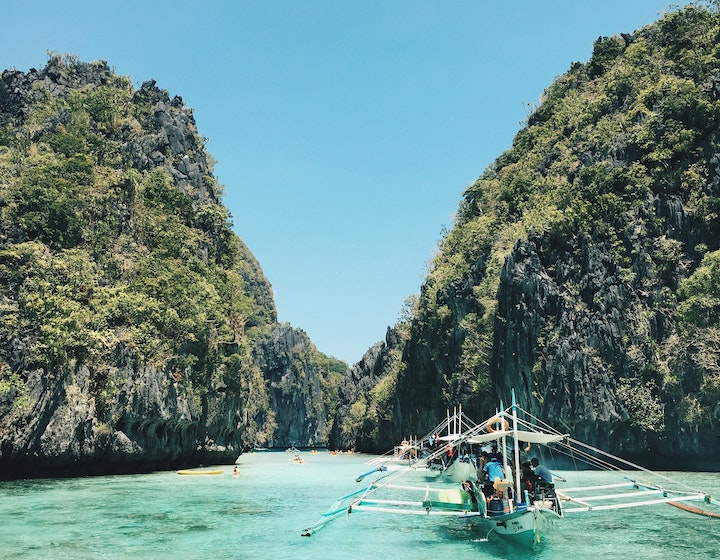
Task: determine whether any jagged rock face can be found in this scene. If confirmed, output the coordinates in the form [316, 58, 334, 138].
[494, 237, 630, 442]
[329, 338, 388, 451]
[252, 324, 331, 448]
[0, 59, 253, 478]
[494, 229, 720, 469]
[0, 63, 114, 125]
[328, 327, 449, 453]
[125, 79, 217, 204]
[0, 346, 248, 478]
[1, 62, 217, 207]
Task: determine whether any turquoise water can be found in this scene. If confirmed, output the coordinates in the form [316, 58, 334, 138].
[1, 451, 719, 559]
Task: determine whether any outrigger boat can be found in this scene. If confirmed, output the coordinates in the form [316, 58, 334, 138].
[302, 390, 720, 548]
[364, 405, 480, 482]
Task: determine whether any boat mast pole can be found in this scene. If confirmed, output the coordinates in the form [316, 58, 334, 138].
[499, 399, 508, 476]
[512, 389, 521, 505]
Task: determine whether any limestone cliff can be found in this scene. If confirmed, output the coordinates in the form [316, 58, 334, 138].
[252, 324, 342, 448]
[0, 55, 342, 479]
[330, 5, 720, 468]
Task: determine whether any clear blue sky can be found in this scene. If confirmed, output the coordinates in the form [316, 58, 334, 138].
[2, 1, 688, 364]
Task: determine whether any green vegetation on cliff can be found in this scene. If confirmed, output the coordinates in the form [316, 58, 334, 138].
[335, 4, 720, 463]
[0, 55, 343, 476]
[0, 54, 271, 425]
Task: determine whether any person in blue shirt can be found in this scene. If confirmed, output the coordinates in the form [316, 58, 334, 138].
[530, 457, 554, 482]
[530, 457, 564, 514]
[483, 456, 505, 483]
[481, 456, 506, 499]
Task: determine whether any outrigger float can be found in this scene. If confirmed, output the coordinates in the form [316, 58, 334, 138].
[302, 390, 720, 548]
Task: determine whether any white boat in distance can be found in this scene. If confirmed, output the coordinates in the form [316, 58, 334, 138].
[302, 390, 720, 548]
[364, 405, 480, 482]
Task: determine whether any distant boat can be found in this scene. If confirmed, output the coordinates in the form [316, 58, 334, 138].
[176, 469, 224, 475]
[364, 405, 479, 481]
[303, 390, 720, 548]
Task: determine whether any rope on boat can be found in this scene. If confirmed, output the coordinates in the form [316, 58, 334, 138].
[669, 501, 720, 519]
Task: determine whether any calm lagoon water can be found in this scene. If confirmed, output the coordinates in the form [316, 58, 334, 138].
[1, 451, 719, 560]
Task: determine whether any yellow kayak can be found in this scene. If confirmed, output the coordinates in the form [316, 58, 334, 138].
[176, 469, 224, 475]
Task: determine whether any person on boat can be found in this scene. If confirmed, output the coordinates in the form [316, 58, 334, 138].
[461, 480, 481, 512]
[446, 445, 456, 465]
[530, 457, 565, 513]
[520, 460, 537, 493]
[481, 456, 505, 498]
[530, 457, 554, 482]
[400, 439, 410, 459]
[476, 450, 489, 480]
[483, 456, 504, 481]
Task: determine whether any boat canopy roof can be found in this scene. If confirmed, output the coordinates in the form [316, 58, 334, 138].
[467, 430, 566, 445]
[436, 434, 463, 442]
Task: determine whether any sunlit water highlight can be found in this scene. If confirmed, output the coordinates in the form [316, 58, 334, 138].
[1, 451, 718, 559]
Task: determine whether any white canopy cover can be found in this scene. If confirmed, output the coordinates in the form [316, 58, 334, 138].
[467, 430, 566, 445]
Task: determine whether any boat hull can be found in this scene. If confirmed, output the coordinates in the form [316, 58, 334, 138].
[485, 505, 560, 547]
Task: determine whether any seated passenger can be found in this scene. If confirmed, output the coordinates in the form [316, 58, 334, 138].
[521, 460, 538, 492]
[481, 457, 505, 497]
[483, 457, 504, 482]
[530, 457, 554, 482]
[530, 458, 562, 513]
